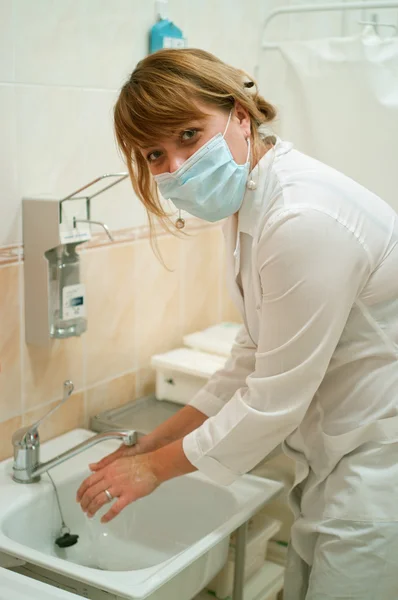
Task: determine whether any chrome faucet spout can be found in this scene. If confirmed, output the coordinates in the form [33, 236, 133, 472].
[12, 381, 136, 484]
[29, 430, 136, 481]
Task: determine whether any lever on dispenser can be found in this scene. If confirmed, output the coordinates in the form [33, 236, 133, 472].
[23, 172, 128, 346]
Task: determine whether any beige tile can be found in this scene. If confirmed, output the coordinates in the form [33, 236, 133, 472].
[136, 367, 156, 399]
[83, 243, 136, 387]
[24, 335, 84, 411]
[0, 415, 22, 462]
[87, 371, 137, 420]
[23, 392, 85, 444]
[22, 248, 84, 410]
[135, 236, 183, 367]
[182, 227, 224, 335]
[0, 265, 21, 421]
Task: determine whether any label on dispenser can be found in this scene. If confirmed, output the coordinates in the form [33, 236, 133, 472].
[62, 284, 86, 320]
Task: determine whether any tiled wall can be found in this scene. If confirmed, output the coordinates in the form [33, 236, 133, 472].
[2, 0, 397, 460]
[3, 0, 390, 246]
[0, 222, 241, 460]
[1, 0, 262, 460]
[0, 0, 274, 247]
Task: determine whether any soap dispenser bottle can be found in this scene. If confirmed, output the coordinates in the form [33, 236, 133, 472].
[149, 0, 185, 53]
[45, 243, 87, 339]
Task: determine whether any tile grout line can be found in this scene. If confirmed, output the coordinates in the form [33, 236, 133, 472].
[81, 250, 89, 428]
[133, 232, 141, 400]
[0, 81, 120, 93]
[11, 0, 16, 85]
[0, 219, 217, 265]
[19, 258, 25, 425]
[23, 367, 142, 418]
[14, 50, 25, 423]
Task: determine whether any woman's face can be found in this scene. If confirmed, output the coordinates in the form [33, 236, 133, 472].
[139, 101, 251, 176]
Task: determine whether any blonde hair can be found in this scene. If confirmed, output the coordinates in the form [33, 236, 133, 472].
[114, 48, 277, 233]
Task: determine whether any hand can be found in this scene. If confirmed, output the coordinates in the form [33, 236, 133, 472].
[76, 453, 159, 523]
[87, 436, 153, 473]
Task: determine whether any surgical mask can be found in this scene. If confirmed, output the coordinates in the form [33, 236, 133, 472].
[154, 110, 251, 222]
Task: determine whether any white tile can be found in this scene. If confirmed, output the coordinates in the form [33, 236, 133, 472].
[267, 0, 341, 41]
[79, 88, 147, 230]
[15, 85, 87, 201]
[0, 85, 20, 246]
[14, 0, 85, 86]
[342, 8, 366, 37]
[0, 0, 14, 82]
[173, 0, 261, 73]
[262, 0, 295, 44]
[80, 89, 122, 176]
[80, 0, 154, 90]
[88, 183, 148, 234]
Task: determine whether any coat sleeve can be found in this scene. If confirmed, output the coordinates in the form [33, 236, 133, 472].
[183, 208, 371, 485]
[188, 325, 256, 417]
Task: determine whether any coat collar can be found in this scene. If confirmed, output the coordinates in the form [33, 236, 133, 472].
[237, 137, 293, 237]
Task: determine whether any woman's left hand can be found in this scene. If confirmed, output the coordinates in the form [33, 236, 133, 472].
[76, 454, 159, 523]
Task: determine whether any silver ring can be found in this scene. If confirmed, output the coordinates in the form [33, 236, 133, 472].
[104, 489, 113, 502]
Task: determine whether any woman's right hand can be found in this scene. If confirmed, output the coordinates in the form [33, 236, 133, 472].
[89, 405, 208, 473]
[88, 435, 156, 472]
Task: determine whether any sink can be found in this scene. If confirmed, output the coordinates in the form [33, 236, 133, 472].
[4, 469, 237, 571]
[0, 429, 283, 599]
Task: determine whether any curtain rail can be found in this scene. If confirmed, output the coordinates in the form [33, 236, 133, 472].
[260, 1, 398, 50]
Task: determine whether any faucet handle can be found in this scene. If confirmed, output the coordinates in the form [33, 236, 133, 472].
[13, 381, 74, 448]
[29, 380, 74, 434]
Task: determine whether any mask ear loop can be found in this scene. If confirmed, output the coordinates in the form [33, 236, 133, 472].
[224, 108, 251, 165]
[223, 109, 233, 137]
[246, 137, 256, 190]
[246, 137, 251, 164]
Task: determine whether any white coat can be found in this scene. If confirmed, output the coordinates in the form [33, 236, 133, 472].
[182, 138, 398, 598]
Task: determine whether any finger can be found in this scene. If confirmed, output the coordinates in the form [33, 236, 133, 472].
[76, 470, 104, 502]
[101, 495, 130, 524]
[80, 479, 110, 512]
[86, 487, 117, 519]
[89, 445, 125, 471]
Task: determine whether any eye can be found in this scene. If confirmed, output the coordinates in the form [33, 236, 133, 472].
[180, 128, 199, 142]
[146, 150, 163, 163]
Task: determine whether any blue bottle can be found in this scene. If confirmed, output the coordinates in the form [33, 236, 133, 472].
[149, 18, 185, 53]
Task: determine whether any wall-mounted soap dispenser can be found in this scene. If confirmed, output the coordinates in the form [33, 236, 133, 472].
[149, 0, 186, 53]
[23, 173, 128, 346]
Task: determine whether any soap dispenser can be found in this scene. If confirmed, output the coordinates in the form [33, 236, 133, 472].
[149, 0, 185, 53]
[23, 172, 128, 346]
[45, 243, 87, 339]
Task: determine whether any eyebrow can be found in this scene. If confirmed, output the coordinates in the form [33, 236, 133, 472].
[140, 122, 204, 150]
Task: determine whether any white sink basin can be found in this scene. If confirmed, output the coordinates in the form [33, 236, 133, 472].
[0, 567, 84, 600]
[0, 429, 283, 599]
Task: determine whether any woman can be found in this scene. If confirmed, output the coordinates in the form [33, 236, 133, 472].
[77, 49, 398, 599]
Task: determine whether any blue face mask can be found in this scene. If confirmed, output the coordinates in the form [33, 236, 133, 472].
[154, 110, 251, 222]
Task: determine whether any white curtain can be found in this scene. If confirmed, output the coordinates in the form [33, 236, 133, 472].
[259, 28, 398, 211]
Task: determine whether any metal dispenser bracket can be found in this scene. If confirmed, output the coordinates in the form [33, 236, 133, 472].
[23, 173, 128, 346]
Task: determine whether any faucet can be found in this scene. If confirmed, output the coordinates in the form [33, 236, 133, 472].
[12, 380, 137, 484]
